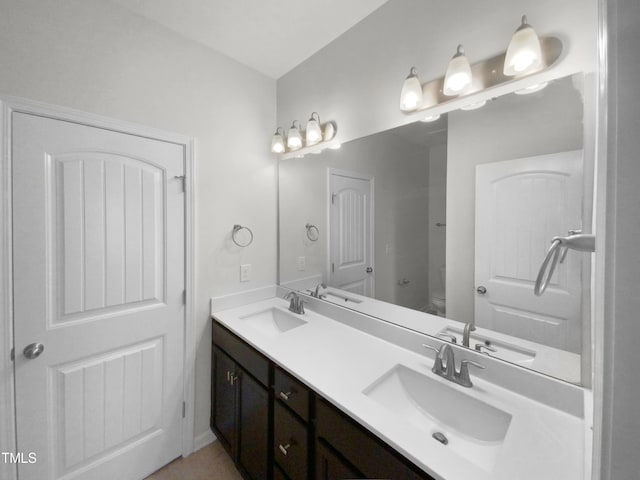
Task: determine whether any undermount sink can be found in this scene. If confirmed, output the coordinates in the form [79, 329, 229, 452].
[438, 326, 536, 365]
[239, 307, 307, 337]
[363, 364, 512, 472]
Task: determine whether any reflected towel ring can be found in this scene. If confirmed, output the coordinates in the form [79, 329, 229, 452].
[232, 224, 254, 247]
[306, 223, 319, 241]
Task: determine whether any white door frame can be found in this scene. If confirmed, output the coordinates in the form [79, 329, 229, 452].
[0, 95, 197, 480]
[326, 168, 375, 295]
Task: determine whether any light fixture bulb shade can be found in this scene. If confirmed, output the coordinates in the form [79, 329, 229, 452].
[504, 16, 542, 76]
[306, 114, 322, 145]
[271, 132, 285, 153]
[400, 67, 423, 111]
[443, 45, 472, 96]
[287, 123, 302, 150]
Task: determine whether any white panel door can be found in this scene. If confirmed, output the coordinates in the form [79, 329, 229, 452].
[329, 171, 374, 296]
[12, 113, 185, 480]
[475, 151, 583, 353]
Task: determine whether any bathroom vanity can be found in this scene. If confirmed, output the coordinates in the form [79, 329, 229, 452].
[210, 290, 586, 480]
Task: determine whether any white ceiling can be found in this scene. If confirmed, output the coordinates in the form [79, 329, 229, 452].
[110, 0, 389, 78]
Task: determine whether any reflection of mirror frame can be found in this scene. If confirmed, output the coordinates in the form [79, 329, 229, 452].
[278, 73, 592, 386]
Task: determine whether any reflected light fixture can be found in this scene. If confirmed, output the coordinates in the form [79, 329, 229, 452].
[271, 113, 338, 158]
[443, 45, 472, 96]
[287, 121, 303, 150]
[400, 67, 423, 111]
[306, 112, 322, 145]
[504, 15, 542, 76]
[271, 127, 286, 153]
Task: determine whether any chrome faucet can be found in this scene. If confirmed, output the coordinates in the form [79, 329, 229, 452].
[311, 283, 327, 298]
[423, 343, 485, 388]
[284, 291, 305, 314]
[462, 322, 476, 347]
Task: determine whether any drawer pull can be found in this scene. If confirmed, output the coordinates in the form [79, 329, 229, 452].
[279, 391, 292, 401]
[278, 443, 291, 456]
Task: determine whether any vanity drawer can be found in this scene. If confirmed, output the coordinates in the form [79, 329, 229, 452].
[212, 320, 269, 387]
[274, 366, 310, 421]
[316, 397, 433, 480]
[274, 401, 308, 480]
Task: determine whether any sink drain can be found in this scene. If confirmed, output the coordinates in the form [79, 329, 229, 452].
[432, 432, 448, 445]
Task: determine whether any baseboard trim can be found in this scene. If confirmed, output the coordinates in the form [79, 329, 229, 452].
[193, 430, 216, 452]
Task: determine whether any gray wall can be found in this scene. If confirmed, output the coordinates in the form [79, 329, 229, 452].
[0, 0, 276, 445]
[600, 0, 640, 477]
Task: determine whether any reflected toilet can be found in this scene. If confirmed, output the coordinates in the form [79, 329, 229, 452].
[431, 267, 446, 317]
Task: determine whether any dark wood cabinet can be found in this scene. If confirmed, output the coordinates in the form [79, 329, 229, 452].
[315, 439, 363, 480]
[212, 325, 269, 480]
[315, 397, 433, 480]
[212, 319, 434, 480]
[212, 348, 238, 453]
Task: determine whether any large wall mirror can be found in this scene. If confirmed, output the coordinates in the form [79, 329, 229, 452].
[278, 73, 593, 385]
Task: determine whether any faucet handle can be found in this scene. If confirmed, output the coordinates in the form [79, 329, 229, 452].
[457, 359, 485, 387]
[422, 344, 444, 373]
[437, 332, 457, 344]
[475, 343, 497, 354]
[422, 344, 439, 354]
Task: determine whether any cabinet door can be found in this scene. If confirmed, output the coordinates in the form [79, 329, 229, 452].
[315, 440, 362, 480]
[274, 402, 308, 480]
[238, 372, 269, 480]
[213, 347, 237, 454]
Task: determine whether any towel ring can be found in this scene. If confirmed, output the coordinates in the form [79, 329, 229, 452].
[306, 223, 319, 241]
[232, 224, 254, 247]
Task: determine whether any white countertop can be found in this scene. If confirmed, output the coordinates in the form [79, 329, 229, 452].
[212, 295, 585, 480]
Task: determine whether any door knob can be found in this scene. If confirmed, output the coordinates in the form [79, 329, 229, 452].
[476, 286, 487, 295]
[23, 343, 45, 359]
[366, 267, 373, 273]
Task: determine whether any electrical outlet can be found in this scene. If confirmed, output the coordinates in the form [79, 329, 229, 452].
[297, 256, 306, 271]
[240, 264, 251, 282]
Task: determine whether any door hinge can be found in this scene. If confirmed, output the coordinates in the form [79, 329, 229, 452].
[10, 348, 14, 361]
[182, 290, 187, 305]
[174, 175, 186, 193]
[182, 401, 186, 418]
[331, 263, 335, 273]
[331, 193, 336, 205]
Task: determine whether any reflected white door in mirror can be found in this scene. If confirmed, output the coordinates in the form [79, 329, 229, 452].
[475, 150, 584, 385]
[329, 170, 374, 297]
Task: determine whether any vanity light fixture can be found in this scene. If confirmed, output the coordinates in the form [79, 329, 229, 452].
[443, 45, 472, 96]
[514, 81, 549, 95]
[271, 127, 286, 153]
[398, 15, 561, 115]
[421, 114, 441, 122]
[323, 121, 336, 142]
[400, 67, 423, 111]
[287, 121, 303, 150]
[503, 16, 542, 76]
[461, 100, 487, 111]
[306, 112, 323, 145]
